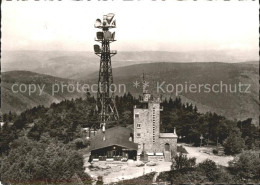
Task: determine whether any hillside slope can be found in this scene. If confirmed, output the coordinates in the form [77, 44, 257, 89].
[1, 71, 83, 113]
[1, 62, 258, 125]
[92, 62, 258, 125]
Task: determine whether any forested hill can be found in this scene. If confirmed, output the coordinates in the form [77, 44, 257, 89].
[98, 62, 259, 125]
[1, 93, 258, 156]
[2, 60, 258, 125]
[1, 71, 84, 114]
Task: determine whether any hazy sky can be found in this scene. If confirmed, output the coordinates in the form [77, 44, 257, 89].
[2, 0, 259, 52]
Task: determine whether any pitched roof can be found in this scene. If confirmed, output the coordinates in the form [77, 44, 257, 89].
[90, 126, 138, 151]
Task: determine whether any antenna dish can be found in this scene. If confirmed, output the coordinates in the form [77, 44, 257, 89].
[111, 20, 116, 27]
[96, 32, 103, 40]
[104, 31, 112, 40]
[94, 44, 101, 53]
[106, 13, 115, 24]
[103, 15, 107, 21]
[103, 20, 108, 27]
[111, 32, 115, 40]
[95, 19, 102, 27]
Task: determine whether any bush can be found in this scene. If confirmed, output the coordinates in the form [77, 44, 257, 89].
[96, 176, 103, 185]
[172, 152, 196, 170]
[223, 128, 245, 155]
[198, 159, 218, 181]
[228, 150, 260, 181]
[177, 145, 188, 154]
[0, 137, 91, 184]
[158, 169, 209, 184]
[74, 138, 85, 149]
[212, 149, 218, 155]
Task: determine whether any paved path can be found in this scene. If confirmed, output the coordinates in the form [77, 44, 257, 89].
[181, 144, 234, 166]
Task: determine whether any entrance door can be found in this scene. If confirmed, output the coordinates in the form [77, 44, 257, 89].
[165, 143, 170, 151]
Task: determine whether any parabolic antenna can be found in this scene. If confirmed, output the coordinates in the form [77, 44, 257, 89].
[103, 15, 107, 21]
[106, 13, 115, 24]
[103, 20, 108, 27]
[97, 32, 104, 40]
[95, 19, 102, 27]
[94, 44, 101, 53]
[104, 31, 112, 40]
[111, 32, 115, 40]
[111, 20, 116, 27]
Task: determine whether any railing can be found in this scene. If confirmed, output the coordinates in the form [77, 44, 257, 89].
[94, 50, 117, 55]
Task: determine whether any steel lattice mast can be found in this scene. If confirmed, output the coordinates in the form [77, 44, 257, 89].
[94, 13, 119, 132]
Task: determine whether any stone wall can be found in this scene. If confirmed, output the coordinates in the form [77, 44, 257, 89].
[134, 100, 178, 161]
[158, 137, 177, 154]
[133, 108, 149, 153]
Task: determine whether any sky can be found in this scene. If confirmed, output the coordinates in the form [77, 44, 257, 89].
[2, 0, 259, 52]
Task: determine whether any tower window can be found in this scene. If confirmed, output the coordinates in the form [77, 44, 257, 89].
[135, 114, 139, 118]
[137, 124, 141, 128]
[137, 133, 141, 137]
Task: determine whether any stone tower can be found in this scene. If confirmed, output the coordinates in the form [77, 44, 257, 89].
[133, 74, 178, 161]
[133, 97, 163, 154]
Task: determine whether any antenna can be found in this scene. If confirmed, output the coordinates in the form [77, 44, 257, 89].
[93, 13, 119, 133]
[142, 72, 148, 94]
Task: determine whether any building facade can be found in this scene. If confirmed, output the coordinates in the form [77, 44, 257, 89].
[90, 127, 138, 162]
[133, 92, 177, 162]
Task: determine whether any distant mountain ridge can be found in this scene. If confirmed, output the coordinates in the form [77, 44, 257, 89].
[2, 50, 258, 80]
[1, 51, 258, 125]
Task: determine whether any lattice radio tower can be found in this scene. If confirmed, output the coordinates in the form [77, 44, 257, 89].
[94, 13, 119, 132]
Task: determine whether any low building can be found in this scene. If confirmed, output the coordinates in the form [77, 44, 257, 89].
[90, 126, 138, 162]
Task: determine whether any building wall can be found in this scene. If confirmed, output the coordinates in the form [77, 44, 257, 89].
[134, 101, 166, 153]
[134, 99, 178, 161]
[158, 138, 177, 154]
[133, 108, 149, 153]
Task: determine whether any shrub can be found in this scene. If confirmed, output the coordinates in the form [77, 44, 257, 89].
[0, 137, 91, 184]
[177, 145, 188, 154]
[74, 138, 85, 149]
[198, 159, 218, 181]
[212, 149, 218, 155]
[96, 176, 103, 185]
[223, 128, 245, 155]
[172, 152, 196, 170]
[228, 150, 260, 180]
[158, 169, 209, 184]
